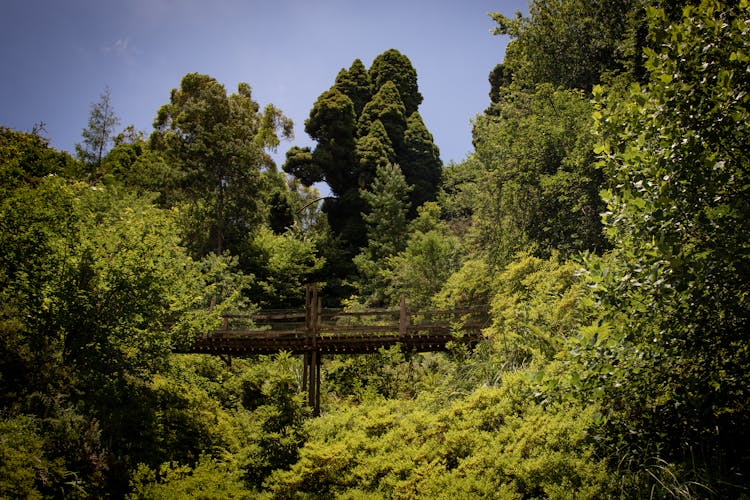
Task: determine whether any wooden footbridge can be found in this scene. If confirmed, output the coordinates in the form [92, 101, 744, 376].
[189, 287, 490, 414]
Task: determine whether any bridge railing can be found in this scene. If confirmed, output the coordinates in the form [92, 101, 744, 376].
[210, 298, 490, 340]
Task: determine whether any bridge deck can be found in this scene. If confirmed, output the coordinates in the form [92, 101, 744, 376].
[191, 324, 487, 356]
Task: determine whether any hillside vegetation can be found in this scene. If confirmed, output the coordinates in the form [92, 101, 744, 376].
[1, 1, 748, 497]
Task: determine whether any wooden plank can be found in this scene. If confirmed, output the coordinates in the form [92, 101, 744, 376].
[213, 329, 307, 338]
[409, 306, 490, 316]
[318, 324, 398, 334]
[321, 309, 399, 318]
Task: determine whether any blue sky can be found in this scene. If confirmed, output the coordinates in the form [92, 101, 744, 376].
[1, 0, 527, 168]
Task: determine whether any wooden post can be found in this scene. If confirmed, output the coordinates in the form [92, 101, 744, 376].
[302, 286, 310, 394]
[399, 294, 407, 339]
[305, 284, 312, 331]
[304, 284, 321, 416]
[315, 350, 321, 416]
[308, 351, 316, 409]
[302, 351, 309, 392]
[312, 290, 321, 416]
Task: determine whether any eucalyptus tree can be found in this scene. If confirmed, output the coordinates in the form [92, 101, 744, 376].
[150, 73, 293, 257]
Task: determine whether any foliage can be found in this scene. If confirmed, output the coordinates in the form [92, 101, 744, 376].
[491, 0, 639, 91]
[355, 120, 396, 186]
[472, 84, 607, 266]
[301, 88, 358, 196]
[102, 138, 183, 206]
[241, 227, 325, 308]
[433, 257, 495, 310]
[487, 253, 589, 369]
[76, 86, 120, 175]
[437, 155, 487, 236]
[368, 48, 423, 116]
[401, 111, 442, 212]
[4, 1, 749, 496]
[0, 142, 221, 494]
[357, 81, 407, 149]
[353, 163, 412, 304]
[224, 353, 309, 488]
[0, 126, 78, 196]
[266, 373, 610, 498]
[563, 1, 750, 494]
[128, 457, 252, 500]
[0, 415, 46, 499]
[284, 49, 441, 266]
[385, 203, 464, 308]
[151, 73, 293, 256]
[334, 59, 372, 116]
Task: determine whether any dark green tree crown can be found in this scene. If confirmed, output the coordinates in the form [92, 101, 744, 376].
[369, 48, 423, 116]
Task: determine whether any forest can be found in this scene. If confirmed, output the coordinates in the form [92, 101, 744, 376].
[1, 0, 748, 497]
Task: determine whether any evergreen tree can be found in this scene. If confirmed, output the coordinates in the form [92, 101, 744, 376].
[357, 81, 407, 149]
[401, 112, 442, 211]
[360, 163, 411, 262]
[303, 87, 358, 196]
[334, 59, 372, 117]
[283, 50, 442, 290]
[76, 86, 120, 174]
[355, 120, 396, 187]
[354, 163, 412, 304]
[369, 48, 423, 115]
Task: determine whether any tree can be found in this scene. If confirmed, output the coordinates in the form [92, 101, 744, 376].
[353, 163, 412, 304]
[0, 167, 211, 493]
[283, 50, 442, 272]
[334, 59, 372, 116]
[241, 227, 325, 308]
[487, 64, 513, 113]
[151, 73, 293, 257]
[1, 126, 77, 196]
[385, 203, 464, 308]
[471, 84, 606, 265]
[357, 81, 407, 149]
[491, 0, 641, 91]
[355, 120, 396, 186]
[76, 86, 120, 174]
[360, 163, 412, 262]
[401, 112, 442, 212]
[302, 87, 358, 196]
[369, 49, 423, 116]
[570, 1, 750, 493]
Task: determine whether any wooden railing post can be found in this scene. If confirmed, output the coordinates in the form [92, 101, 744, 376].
[305, 284, 312, 331]
[399, 294, 407, 339]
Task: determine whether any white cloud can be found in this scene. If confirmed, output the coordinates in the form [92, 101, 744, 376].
[101, 37, 141, 63]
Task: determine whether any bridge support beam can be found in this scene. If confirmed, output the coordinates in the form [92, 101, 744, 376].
[303, 350, 321, 416]
[303, 284, 322, 416]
